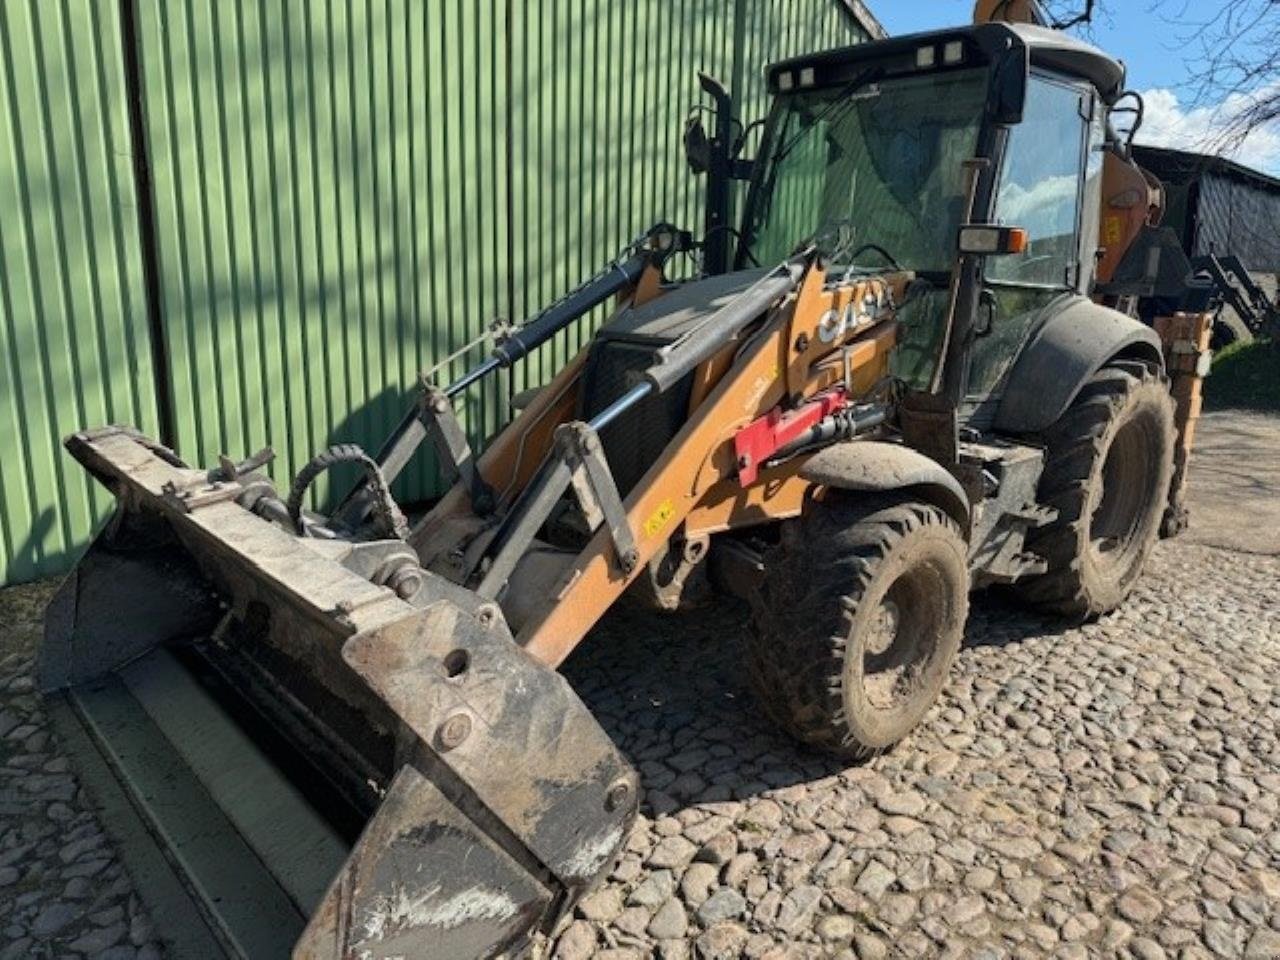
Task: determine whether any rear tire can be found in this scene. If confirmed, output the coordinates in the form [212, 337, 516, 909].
[747, 494, 968, 760]
[1015, 365, 1175, 619]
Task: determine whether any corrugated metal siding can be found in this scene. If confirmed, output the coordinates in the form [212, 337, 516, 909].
[1130, 144, 1280, 274]
[140, 0, 866, 508]
[1195, 172, 1280, 273]
[134, 0, 513, 505]
[506, 0, 742, 397]
[0, 0, 159, 584]
[0, 0, 865, 583]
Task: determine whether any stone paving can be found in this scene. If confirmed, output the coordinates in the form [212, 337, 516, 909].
[0, 414, 1277, 959]
[0, 580, 162, 960]
[545, 542, 1280, 960]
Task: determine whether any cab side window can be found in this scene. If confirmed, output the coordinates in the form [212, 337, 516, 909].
[965, 75, 1090, 401]
[987, 76, 1089, 287]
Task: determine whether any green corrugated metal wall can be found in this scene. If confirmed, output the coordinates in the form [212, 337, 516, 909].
[0, 0, 160, 584]
[0, 0, 868, 585]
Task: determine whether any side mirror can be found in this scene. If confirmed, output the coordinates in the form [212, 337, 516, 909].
[684, 115, 711, 175]
[685, 72, 732, 177]
[958, 224, 1028, 256]
[975, 288, 997, 338]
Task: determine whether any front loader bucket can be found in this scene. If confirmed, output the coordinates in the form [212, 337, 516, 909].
[42, 428, 638, 960]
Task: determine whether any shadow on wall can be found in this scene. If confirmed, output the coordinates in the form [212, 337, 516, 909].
[0, 0, 163, 587]
[0, 0, 863, 586]
[133, 0, 520, 514]
[4, 510, 68, 591]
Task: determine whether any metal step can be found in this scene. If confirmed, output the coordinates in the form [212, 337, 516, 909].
[51, 646, 352, 960]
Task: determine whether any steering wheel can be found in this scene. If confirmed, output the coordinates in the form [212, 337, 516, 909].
[1008, 253, 1059, 277]
[889, 280, 947, 375]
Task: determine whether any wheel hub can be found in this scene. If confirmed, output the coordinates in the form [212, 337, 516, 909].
[1089, 414, 1160, 577]
[865, 600, 900, 655]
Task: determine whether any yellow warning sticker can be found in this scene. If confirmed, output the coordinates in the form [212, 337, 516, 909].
[643, 499, 676, 538]
[1104, 215, 1124, 246]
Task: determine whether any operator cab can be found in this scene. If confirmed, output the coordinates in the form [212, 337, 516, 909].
[736, 22, 1129, 422]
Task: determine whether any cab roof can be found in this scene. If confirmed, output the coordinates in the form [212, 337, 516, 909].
[767, 21, 1126, 105]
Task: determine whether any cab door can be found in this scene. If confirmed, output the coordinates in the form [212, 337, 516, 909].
[965, 73, 1105, 418]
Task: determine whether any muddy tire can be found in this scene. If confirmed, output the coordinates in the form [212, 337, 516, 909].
[1015, 365, 1175, 619]
[747, 494, 968, 760]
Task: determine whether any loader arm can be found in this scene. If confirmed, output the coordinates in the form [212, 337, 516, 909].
[507, 261, 906, 666]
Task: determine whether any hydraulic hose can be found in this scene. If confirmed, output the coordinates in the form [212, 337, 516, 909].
[769, 404, 889, 464]
[287, 444, 409, 539]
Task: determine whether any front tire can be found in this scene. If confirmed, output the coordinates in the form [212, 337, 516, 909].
[1016, 365, 1175, 619]
[747, 494, 968, 760]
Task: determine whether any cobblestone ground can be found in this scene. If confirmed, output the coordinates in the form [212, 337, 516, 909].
[1, 424, 1277, 959]
[0, 580, 162, 960]
[543, 543, 1280, 960]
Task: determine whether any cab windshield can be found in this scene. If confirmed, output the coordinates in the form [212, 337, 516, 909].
[740, 67, 992, 274]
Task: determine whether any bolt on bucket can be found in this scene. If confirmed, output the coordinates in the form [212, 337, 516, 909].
[41, 427, 638, 960]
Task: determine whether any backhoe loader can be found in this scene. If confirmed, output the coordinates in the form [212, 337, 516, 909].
[41, 2, 1212, 957]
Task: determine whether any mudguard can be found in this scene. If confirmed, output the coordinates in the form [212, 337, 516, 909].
[993, 295, 1164, 435]
[800, 440, 971, 530]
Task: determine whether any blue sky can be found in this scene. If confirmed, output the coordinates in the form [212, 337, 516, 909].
[874, 2, 1185, 91]
[872, 2, 1280, 173]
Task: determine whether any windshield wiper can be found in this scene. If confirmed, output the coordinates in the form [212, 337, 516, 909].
[739, 67, 884, 265]
[771, 66, 884, 167]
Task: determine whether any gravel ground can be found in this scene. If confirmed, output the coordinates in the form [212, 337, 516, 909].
[1, 413, 1277, 959]
[1180, 411, 1280, 556]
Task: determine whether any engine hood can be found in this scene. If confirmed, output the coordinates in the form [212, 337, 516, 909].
[600, 269, 771, 345]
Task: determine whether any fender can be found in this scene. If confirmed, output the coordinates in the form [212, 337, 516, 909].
[800, 440, 971, 532]
[993, 295, 1164, 435]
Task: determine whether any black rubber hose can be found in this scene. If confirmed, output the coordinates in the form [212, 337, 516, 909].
[287, 444, 408, 539]
[770, 405, 889, 463]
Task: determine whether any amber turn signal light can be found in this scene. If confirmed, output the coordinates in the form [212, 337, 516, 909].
[957, 225, 1029, 256]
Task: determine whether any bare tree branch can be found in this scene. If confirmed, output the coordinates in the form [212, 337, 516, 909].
[1040, 1, 1280, 156]
[1143, 0, 1280, 155]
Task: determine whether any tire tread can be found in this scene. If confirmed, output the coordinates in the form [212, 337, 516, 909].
[1016, 365, 1175, 618]
[747, 495, 966, 760]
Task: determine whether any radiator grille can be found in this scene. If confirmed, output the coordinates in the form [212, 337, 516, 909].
[580, 342, 693, 498]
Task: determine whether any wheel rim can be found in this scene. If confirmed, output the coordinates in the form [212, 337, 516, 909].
[1089, 412, 1161, 580]
[859, 559, 949, 713]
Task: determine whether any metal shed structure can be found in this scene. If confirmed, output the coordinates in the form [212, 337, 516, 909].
[0, 0, 882, 586]
[1134, 144, 1280, 274]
